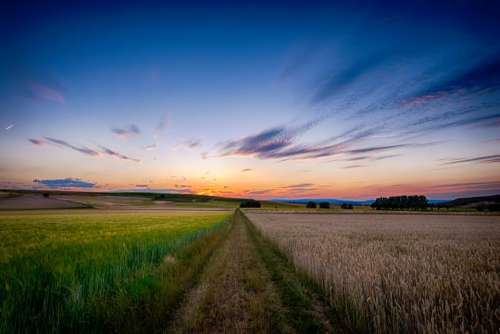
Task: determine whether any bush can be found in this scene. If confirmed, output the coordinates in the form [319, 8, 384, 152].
[42, 193, 50, 198]
[240, 200, 261, 208]
[154, 194, 167, 200]
[341, 203, 353, 209]
[306, 201, 317, 209]
[319, 202, 330, 209]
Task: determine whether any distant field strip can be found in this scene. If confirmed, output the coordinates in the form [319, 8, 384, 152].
[247, 212, 500, 334]
[0, 211, 230, 333]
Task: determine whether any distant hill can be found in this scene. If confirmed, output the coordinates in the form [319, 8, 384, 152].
[440, 194, 500, 209]
[272, 198, 453, 207]
[0, 189, 297, 209]
[427, 199, 452, 205]
[271, 198, 374, 206]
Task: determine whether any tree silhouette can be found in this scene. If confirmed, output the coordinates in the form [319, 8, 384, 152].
[240, 200, 261, 208]
[306, 201, 317, 208]
[371, 195, 428, 210]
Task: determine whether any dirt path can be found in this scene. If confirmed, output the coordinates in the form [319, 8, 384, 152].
[171, 210, 337, 334]
[171, 210, 291, 333]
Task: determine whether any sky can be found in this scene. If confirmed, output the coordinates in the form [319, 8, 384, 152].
[1, 0, 500, 200]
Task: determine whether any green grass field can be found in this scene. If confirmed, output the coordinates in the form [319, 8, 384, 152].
[2, 203, 497, 333]
[0, 210, 230, 333]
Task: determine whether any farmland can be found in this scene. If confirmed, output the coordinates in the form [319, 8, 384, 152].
[0, 210, 230, 333]
[247, 212, 500, 333]
[1, 194, 499, 333]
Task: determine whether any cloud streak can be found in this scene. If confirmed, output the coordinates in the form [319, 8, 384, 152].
[28, 137, 140, 162]
[26, 80, 65, 104]
[29, 138, 45, 146]
[219, 121, 430, 161]
[33, 178, 95, 188]
[441, 154, 500, 166]
[144, 143, 157, 151]
[112, 124, 141, 138]
[44, 137, 100, 156]
[99, 146, 141, 162]
[184, 139, 201, 149]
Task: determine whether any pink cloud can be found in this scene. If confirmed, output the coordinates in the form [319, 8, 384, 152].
[29, 138, 46, 146]
[112, 124, 140, 139]
[26, 80, 65, 104]
[100, 146, 141, 163]
[144, 143, 157, 151]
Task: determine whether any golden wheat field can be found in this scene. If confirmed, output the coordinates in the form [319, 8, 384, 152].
[246, 212, 500, 334]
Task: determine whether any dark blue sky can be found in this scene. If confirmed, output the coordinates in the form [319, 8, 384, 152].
[1, 1, 500, 199]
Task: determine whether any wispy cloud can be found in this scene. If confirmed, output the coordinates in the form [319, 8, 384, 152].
[361, 179, 500, 199]
[220, 126, 291, 157]
[411, 113, 500, 134]
[5, 124, 14, 131]
[33, 178, 95, 188]
[184, 139, 202, 149]
[156, 114, 167, 133]
[241, 168, 253, 172]
[441, 154, 500, 165]
[244, 17, 500, 167]
[114, 187, 193, 194]
[219, 119, 341, 160]
[174, 138, 202, 150]
[26, 80, 65, 104]
[219, 44, 463, 162]
[99, 146, 141, 163]
[411, 54, 500, 101]
[430, 181, 500, 195]
[312, 53, 389, 104]
[372, 154, 401, 161]
[29, 138, 45, 146]
[344, 156, 369, 161]
[44, 137, 100, 156]
[246, 189, 275, 195]
[345, 144, 408, 155]
[283, 183, 314, 189]
[219, 120, 430, 161]
[343, 164, 366, 169]
[144, 143, 157, 151]
[29, 136, 140, 162]
[112, 124, 140, 138]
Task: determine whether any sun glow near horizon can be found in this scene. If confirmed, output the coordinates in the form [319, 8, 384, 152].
[1, 1, 500, 199]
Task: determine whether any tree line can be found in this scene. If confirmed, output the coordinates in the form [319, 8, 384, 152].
[371, 195, 428, 210]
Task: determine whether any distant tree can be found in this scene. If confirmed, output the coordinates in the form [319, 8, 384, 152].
[341, 203, 353, 209]
[489, 204, 500, 211]
[478, 203, 500, 212]
[154, 194, 167, 200]
[319, 202, 330, 209]
[371, 195, 428, 210]
[43, 192, 50, 198]
[240, 200, 261, 208]
[306, 201, 317, 208]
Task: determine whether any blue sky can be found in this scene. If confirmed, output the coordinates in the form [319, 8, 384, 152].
[1, 1, 500, 199]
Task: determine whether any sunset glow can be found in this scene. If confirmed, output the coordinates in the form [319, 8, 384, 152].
[1, 1, 500, 200]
